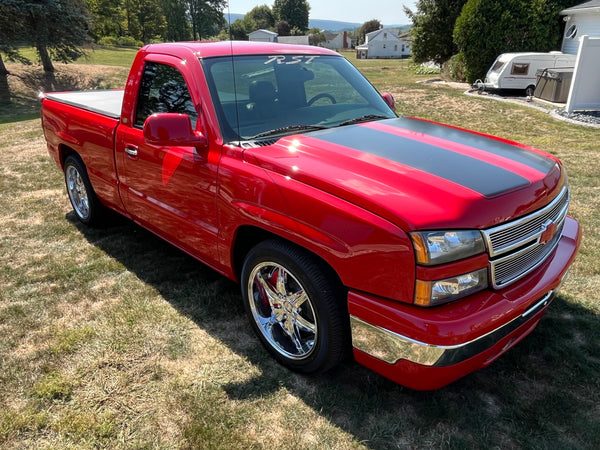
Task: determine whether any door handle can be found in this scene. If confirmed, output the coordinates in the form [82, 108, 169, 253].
[125, 146, 138, 157]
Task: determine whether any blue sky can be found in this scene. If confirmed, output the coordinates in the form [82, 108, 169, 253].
[227, 1, 417, 25]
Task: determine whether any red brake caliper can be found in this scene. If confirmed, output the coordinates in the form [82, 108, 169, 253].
[268, 268, 280, 309]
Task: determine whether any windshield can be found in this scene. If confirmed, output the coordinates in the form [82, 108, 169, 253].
[201, 54, 396, 143]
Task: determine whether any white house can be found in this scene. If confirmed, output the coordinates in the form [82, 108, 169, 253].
[560, 1, 600, 112]
[561, 0, 600, 54]
[248, 29, 278, 42]
[355, 29, 411, 59]
[323, 32, 351, 50]
[277, 35, 310, 45]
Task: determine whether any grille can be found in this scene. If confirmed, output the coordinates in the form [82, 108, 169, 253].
[483, 187, 569, 288]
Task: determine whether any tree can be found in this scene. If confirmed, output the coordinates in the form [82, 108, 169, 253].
[228, 15, 259, 40]
[358, 19, 381, 44]
[22, 0, 90, 73]
[160, 0, 192, 41]
[273, 0, 310, 33]
[85, 0, 123, 41]
[308, 27, 326, 46]
[0, 1, 30, 102]
[404, 0, 468, 66]
[138, 0, 168, 43]
[274, 20, 291, 37]
[246, 4, 275, 30]
[186, 0, 226, 40]
[454, 0, 574, 83]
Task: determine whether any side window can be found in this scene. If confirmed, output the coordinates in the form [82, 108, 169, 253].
[511, 63, 529, 76]
[135, 62, 197, 128]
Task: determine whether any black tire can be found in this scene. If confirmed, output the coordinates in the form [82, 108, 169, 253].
[63, 155, 105, 226]
[525, 85, 535, 97]
[241, 239, 349, 374]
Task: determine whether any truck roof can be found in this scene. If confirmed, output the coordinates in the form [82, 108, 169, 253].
[143, 41, 339, 59]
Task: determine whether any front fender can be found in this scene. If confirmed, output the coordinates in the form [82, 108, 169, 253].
[217, 150, 415, 303]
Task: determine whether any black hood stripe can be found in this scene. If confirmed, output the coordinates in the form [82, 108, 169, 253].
[385, 117, 556, 174]
[311, 125, 530, 198]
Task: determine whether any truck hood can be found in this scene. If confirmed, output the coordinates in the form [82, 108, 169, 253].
[245, 117, 563, 231]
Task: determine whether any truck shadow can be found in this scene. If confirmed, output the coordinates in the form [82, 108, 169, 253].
[70, 212, 600, 448]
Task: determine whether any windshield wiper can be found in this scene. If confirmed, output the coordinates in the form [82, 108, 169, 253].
[338, 114, 389, 126]
[249, 124, 328, 140]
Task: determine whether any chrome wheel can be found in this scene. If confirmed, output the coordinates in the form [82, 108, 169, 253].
[66, 164, 90, 221]
[247, 262, 317, 360]
[63, 155, 104, 226]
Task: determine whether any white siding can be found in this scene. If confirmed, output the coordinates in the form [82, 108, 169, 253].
[359, 29, 409, 58]
[562, 13, 600, 54]
[249, 30, 277, 42]
[566, 36, 600, 112]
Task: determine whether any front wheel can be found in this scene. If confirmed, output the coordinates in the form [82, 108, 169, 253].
[64, 155, 105, 226]
[241, 239, 349, 374]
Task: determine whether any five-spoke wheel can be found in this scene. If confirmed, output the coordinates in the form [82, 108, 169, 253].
[247, 261, 318, 360]
[241, 239, 348, 373]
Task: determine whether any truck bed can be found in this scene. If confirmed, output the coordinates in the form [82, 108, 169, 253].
[45, 90, 124, 119]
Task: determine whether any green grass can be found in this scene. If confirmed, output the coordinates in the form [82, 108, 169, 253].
[0, 48, 599, 448]
[16, 45, 138, 68]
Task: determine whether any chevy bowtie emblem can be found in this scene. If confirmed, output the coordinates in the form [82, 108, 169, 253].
[539, 220, 558, 245]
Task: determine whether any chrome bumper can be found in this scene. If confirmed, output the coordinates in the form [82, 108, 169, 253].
[350, 290, 555, 367]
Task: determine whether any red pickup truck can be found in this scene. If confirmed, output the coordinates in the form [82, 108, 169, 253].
[40, 42, 580, 390]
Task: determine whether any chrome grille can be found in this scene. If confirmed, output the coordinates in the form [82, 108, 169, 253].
[483, 187, 569, 288]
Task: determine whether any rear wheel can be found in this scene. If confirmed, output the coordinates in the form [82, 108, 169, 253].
[525, 85, 535, 97]
[241, 239, 348, 374]
[64, 155, 105, 226]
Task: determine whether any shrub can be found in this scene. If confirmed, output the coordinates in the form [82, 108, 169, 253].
[446, 53, 467, 82]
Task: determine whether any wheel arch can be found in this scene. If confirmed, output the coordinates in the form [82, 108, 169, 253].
[231, 225, 345, 292]
[58, 143, 80, 170]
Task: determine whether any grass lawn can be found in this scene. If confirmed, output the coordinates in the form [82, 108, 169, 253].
[17, 45, 138, 68]
[0, 47, 599, 448]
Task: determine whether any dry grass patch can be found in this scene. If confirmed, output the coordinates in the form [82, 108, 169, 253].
[1, 62, 128, 121]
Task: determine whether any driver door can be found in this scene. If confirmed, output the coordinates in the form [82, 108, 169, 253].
[115, 57, 220, 264]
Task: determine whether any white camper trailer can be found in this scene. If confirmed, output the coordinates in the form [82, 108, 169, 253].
[475, 52, 576, 95]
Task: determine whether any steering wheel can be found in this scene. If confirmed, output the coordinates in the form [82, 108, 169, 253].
[307, 93, 336, 106]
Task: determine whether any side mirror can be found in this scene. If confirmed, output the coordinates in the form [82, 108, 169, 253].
[382, 92, 396, 111]
[143, 113, 208, 148]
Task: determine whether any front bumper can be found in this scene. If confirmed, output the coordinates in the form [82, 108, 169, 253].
[349, 216, 581, 390]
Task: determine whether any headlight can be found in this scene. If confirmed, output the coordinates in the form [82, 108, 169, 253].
[415, 268, 488, 306]
[411, 230, 485, 265]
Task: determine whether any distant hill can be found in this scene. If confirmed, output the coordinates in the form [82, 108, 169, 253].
[227, 13, 409, 33]
[309, 19, 361, 31]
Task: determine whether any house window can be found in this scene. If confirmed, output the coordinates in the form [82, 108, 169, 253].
[383, 44, 386, 49]
[384, 33, 388, 39]
[401, 44, 405, 52]
[565, 24, 578, 40]
[394, 45, 398, 51]
[511, 63, 529, 76]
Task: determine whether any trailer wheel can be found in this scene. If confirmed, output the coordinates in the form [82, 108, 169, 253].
[64, 155, 105, 226]
[525, 85, 535, 97]
[241, 239, 349, 374]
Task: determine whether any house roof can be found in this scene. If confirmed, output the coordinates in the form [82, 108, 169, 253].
[562, 0, 600, 14]
[365, 28, 401, 42]
[249, 29, 278, 36]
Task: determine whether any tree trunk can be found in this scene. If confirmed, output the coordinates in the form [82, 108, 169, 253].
[0, 53, 10, 104]
[37, 43, 55, 73]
